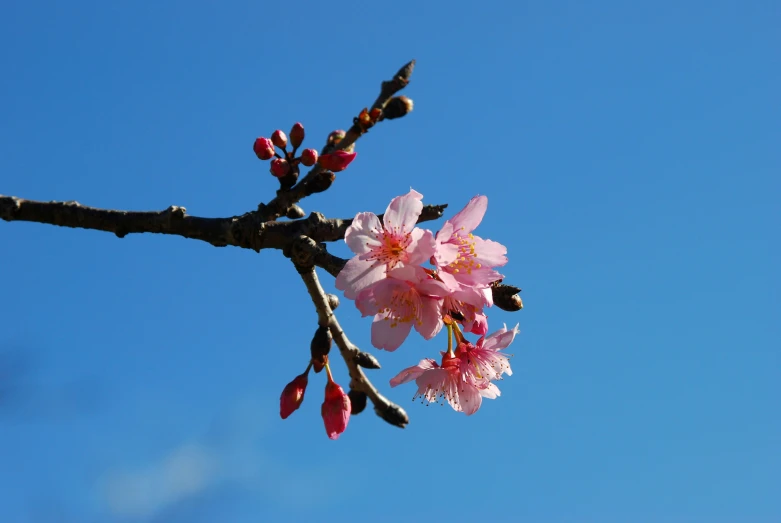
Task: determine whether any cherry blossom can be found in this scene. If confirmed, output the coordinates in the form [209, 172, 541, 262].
[433, 195, 508, 292]
[355, 265, 447, 351]
[335, 189, 436, 300]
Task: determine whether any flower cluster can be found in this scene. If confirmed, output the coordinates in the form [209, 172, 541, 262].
[336, 189, 519, 414]
[253, 123, 357, 186]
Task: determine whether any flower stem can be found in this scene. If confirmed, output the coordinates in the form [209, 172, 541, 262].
[447, 324, 454, 357]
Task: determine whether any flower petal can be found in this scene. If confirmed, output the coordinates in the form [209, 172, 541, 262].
[344, 212, 382, 255]
[371, 314, 413, 351]
[389, 359, 437, 387]
[383, 189, 423, 234]
[459, 383, 483, 415]
[414, 296, 444, 340]
[449, 195, 487, 234]
[406, 228, 437, 265]
[335, 257, 386, 300]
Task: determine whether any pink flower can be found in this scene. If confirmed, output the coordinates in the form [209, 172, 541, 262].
[336, 189, 436, 300]
[457, 323, 517, 387]
[318, 150, 357, 172]
[390, 323, 519, 415]
[433, 195, 508, 291]
[279, 373, 308, 419]
[300, 148, 318, 167]
[321, 380, 350, 440]
[253, 137, 275, 160]
[389, 353, 485, 415]
[355, 265, 447, 351]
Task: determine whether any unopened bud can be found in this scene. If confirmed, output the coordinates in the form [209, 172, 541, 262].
[289, 122, 305, 148]
[271, 130, 287, 149]
[327, 130, 346, 146]
[326, 293, 340, 311]
[318, 151, 357, 173]
[348, 389, 368, 415]
[310, 325, 332, 373]
[492, 283, 523, 312]
[376, 402, 409, 428]
[285, 204, 305, 219]
[322, 381, 351, 440]
[354, 351, 381, 369]
[253, 137, 275, 160]
[383, 96, 414, 120]
[280, 373, 308, 419]
[300, 148, 318, 167]
[270, 158, 290, 178]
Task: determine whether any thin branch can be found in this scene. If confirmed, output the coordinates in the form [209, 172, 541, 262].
[258, 60, 416, 221]
[1, 194, 445, 251]
[296, 262, 408, 428]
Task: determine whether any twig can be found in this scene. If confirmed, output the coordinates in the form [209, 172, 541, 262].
[296, 260, 408, 428]
[258, 60, 416, 222]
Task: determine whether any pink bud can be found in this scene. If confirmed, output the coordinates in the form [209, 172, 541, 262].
[253, 137, 275, 160]
[270, 158, 290, 177]
[289, 122, 305, 148]
[321, 381, 351, 440]
[271, 130, 287, 149]
[318, 151, 357, 173]
[300, 148, 318, 167]
[280, 373, 308, 419]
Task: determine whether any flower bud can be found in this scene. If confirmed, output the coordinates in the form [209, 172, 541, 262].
[327, 129, 346, 146]
[289, 122, 305, 148]
[318, 151, 357, 173]
[271, 130, 287, 149]
[492, 283, 523, 312]
[253, 137, 275, 160]
[348, 389, 367, 415]
[280, 373, 308, 419]
[326, 293, 340, 311]
[285, 204, 306, 219]
[354, 351, 381, 369]
[270, 158, 290, 178]
[383, 96, 414, 120]
[310, 325, 332, 373]
[321, 380, 351, 439]
[299, 148, 318, 167]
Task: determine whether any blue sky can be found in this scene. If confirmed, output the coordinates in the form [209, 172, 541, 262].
[1, 1, 779, 522]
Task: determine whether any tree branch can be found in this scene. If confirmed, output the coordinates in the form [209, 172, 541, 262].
[257, 60, 416, 222]
[296, 261, 408, 428]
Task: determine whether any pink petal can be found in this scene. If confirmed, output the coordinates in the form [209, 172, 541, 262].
[480, 324, 519, 352]
[458, 383, 483, 415]
[345, 212, 382, 255]
[433, 222, 459, 266]
[473, 236, 508, 267]
[371, 314, 413, 351]
[389, 359, 437, 387]
[406, 228, 437, 265]
[335, 257, 386, 300]
[414, 296, 444, 340]
[479, 383, 501, 399]
[448, 195, 487, 234]
[383, 189, 423, 234]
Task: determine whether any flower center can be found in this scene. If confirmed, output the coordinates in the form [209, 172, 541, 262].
[377, 285, 422, 327]
[365, 228, 411, 268]
[447, 230, 482, 274]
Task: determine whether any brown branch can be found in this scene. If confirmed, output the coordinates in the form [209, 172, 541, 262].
[1, 194, 446, 274]
[258, 60, 416, 222]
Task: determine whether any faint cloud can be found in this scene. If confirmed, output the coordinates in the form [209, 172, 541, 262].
[102, 443, 218, 519]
